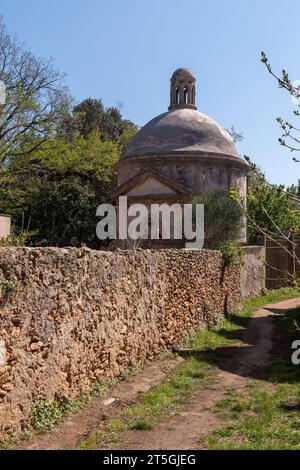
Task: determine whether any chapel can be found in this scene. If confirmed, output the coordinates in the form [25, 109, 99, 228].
[113, 68, 248, 248]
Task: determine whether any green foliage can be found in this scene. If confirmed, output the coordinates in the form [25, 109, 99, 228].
[0, 231, 30, 247]
[91, 379, 110, 398]
[226, 125, 244, 144]
[113, 358, 211, 434]
[0, 18, 138, 248]
[119, 363, 141, 381]
[31, 400, 68, 433]
[287, 179, 300, 200]
[31, 395, 88, 433]
[247, 183, 300, 243]
[218, 240, 243, 267]
[91, 364, 141, 398]
[0, 132, 120, 247]
[193, 189, 243, 249]
[59, 98, 137, 149]
[1, 280, 18, 297]
[128, 420, 153, 431]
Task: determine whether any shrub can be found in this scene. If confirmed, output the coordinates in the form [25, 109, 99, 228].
[193, 189, 243, 249]
[218, 240, 243, 267]
[0, 231, 30, 247]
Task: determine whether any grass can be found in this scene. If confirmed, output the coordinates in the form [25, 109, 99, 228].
[188, 287, 300, 352]
[76, 430, 119, 450]
[213, 390, 252, 420]
[203, 304, 300, 450]
[76, 287, 300, 450]
[76, 356, 214, 449]
[76, 432, 106, 450]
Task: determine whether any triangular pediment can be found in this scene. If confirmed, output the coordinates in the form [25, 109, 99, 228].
[127, 176, 177, 196]
[112, 169, 193, 198]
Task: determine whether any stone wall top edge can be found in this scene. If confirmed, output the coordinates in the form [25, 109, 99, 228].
[242, 246, 265, 253]
[0, 246, 262, 262]
[0, 247, 223, 255]
[0, 246, 260, 253]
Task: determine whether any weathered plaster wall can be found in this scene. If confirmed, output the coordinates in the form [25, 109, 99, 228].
[0, 247, 263, 438]
[240, 246, 266, 299]
[0, 215, 11, 239]
[117, 155, 248, 244]
[117, 155, 247, 199]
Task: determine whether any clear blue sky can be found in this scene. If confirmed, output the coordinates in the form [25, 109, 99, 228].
[1, 0, 299, 185]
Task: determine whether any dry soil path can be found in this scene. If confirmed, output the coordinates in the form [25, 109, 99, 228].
[16, 297, 300, 450]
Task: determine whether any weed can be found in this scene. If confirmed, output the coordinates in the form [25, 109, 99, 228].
[31, 394, 88, 433]
[119, 363, 141, 381]
[161, 363, 173, 372]
[75, 432, 105, 450]
[1, 280, 18, 298]
[91, 379, 110, 398]
[128, 420, 152, 431]
[218, 240, 243, 267]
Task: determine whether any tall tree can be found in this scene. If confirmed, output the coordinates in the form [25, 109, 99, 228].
[247, 181, 300, 243]
[0, 18, 70, 163]
[59, 98, 137, 147]
[0, 132, 120, 247]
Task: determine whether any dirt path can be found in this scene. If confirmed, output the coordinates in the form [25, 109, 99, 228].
[106, 297, 300, 450]
[16, 297, 300, 450]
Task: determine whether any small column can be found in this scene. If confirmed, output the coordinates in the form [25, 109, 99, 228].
[179, 82, 184, 104]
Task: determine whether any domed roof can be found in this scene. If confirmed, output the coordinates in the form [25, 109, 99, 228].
[123, 108, 240, 160]
[171, 67, 196, 81]
[123, 67, 246, 165]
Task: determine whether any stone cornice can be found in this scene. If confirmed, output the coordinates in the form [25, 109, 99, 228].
[117, 152, 249, 171]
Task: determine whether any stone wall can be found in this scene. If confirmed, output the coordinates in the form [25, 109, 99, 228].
[0, 247, 263, 438]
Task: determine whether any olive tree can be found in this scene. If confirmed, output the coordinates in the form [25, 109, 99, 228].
[193, 188, 243, 249]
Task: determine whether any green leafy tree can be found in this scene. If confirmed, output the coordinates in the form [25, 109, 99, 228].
[59, 98, 137, 149]
[0, 18, 138, 247]
[247, 182, 300, 243]
[0, 132, 119, 246]
[287, 179, 300, 204]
